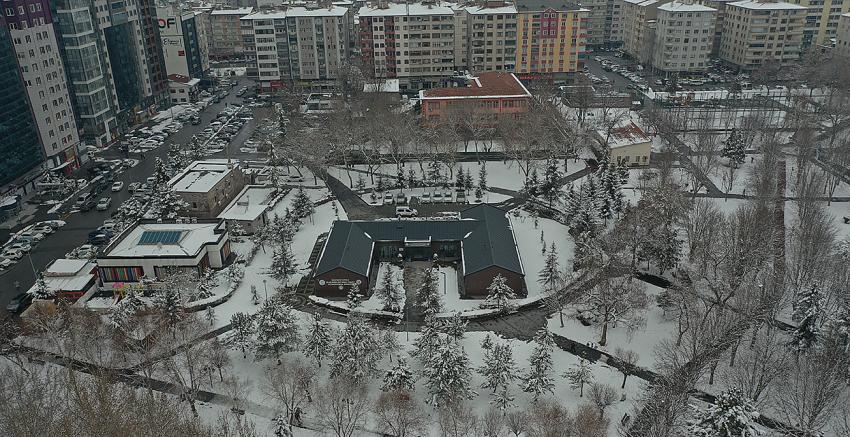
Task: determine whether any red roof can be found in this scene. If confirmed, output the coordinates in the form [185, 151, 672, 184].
[421, 72, 531, 99]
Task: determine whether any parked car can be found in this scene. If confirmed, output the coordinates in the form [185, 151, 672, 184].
[383, 193, 394, 205]
[75, 192, 94, 207]
[146, 176, 156, 185]
[285, 174, 304, 183]
[88, 233, 111, 246]
[395, 206, 418, 218]
[31, 224, 54, 235]
[435, 211, 461, 220]
[432, 192, 444, 203]
[420, 192, 431, 203]
[95, 197, 111, 211]
[6, 293, 33, 313]
[1, 249, 23, 260]
[395, 192, 408, 205]
[17, 231, 44, 242]
[128, 182, 141, 192]
[79, 197, 98, 212]
[111, 181, 124, 192]
[0, 258, 13, 269]
[8, 242, 31, 253]
[456, 191, 467, 203]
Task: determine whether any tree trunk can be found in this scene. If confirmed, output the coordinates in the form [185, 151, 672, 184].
[621, 372, 628, 389]
[559, 309, 564, 328]
[600, 322, 608, 346]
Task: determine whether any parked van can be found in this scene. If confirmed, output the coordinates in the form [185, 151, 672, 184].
[395, 206, 418, 218]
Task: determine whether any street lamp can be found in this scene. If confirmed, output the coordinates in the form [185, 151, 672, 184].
[262, 279, 268, 300]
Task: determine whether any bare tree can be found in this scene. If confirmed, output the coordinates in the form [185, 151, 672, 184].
[373, 390, 428, 437]
[574, 403, 608, 437]
[720, 326, 788, 406]
[614, 347, 640, 389]
[526, 399, 573, 437]
[589, 383, 617, 419]
[314, 378, 371, 437]
[437, 400, 478, 437]
[162, 315, 210, 417]
[505, 410, 528, 437]
[262, 356, 315, 425]
[583, 275, 648, 346]
[480, 406, 505, 437]
[772, 349, 847, 435]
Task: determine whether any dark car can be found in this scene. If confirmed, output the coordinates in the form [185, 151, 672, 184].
[88, 233, 111, 246]
[79, 197, 98, 212]
[6, 293, 33, 313]
[88, 228, 114, 240]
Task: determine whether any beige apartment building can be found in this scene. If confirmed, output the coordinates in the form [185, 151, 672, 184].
[241, 6, 351, 91]
[584, 0, 624, 48]
[699, 0, 736, 54]
[621, 0, 660, 63]
[652, 1, 716, 73]
[359, 2, 458, 90]
[454, 3, 518, 73]
[836, 13, 850, 56]
[209, 7, 253, 60]
[170, 161, 247, 218]
[719, 0, 807, 70]
[789, 0, 850, 51]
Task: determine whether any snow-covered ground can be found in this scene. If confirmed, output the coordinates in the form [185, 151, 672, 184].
[361, 262, 406, 313]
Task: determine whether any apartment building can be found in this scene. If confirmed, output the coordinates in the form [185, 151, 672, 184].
[0, 19, 42, 186]
[584, 0, 624, 48]
[720, 0, 807, 70]
[455, 3, 518, 73]
[700, 0, 736, 54]
[789, 0, 850, 51]
[242, 6, 351, 91]
[157, 6, 210, 79]
[137, 0, 168, 108]
[514, 0, 589, 79]
[621, 0, 659, 63]
[209, 7, 253, 60]
[5, 0, 81, 172]
[651, 1, 716, 73]
[836, 13, 850, 56]
[359, 2, 457, 90]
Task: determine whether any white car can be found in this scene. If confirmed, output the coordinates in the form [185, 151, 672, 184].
[286, 175, 304, 183]
[4, 246, 27, 257]
[0, 258, 13, 269]
[95, 197, 112, 211]
[111, 181, 124, 192]
[17, 232, 44, 242]
[395, 206, 418, 218]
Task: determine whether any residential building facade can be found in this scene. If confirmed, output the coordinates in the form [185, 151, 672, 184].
[836, 13, 850, 56]
[5, 0, 81, 172]
[584, 0, 624, 48]
[169, 160, 248, 218]
[418, 71, 531, 124]
[514, 0, 589, 79]
[455, 3, 518, 73]
[621, 0, 659, 64]
[789, 0, 850, 51]
[699, 0, 736, 54]
[0, 21, 43, 186]
[209, 7, 253, 60]
[157, 6, 209, 79]
[359, 2, 458, 90]
[137, 0, 168, 108]
[719, 0, 807, 70]
[651, 1, 716, 73]
[242, 6, 351, 91]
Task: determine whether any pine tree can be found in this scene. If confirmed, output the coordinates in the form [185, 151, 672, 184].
[303, 313, 333, 367]
[455, 167, 465, 189]
[442, 311, 468, 342]
[204, 305, 216, 326]
[423, 335, 473, 404]
[254, 300, 300, 364]
[271, 244, 297, 283]
[526, 169, 541, 197]
[492, 386, 516, 412]
[147, 158, 188, 220]
[540, 157, 563, 205]
[109, 290, 143, 330]
[412, 315, 442, 366]
[688, 388, 760, 437]
[538, 242, 563, 293]
[355, 174, 366, 192]
[273, 414, 293, 437]
[464, 168, 474, 193]
[521, 329, 556, 400]
[29, 275, 54, 300]
[227, 312, 255, 359]
[479, 341, 517, 394]
[721, 128, 746, 168]
[416, 267, 442, 315]
[330, 316, 379, 381]
[291, 187, 314, 220]
[789, 284, 823, 352]
[484, 274, 516, 313]
[382, 357, 415, 392]
[156, 287, 183, 329]
[478, 164, 488, 193]
[564, 359, 594, 397]
[408, 168, 417, 188]
[377, 267, 403, 312]
[346, 285, 362, 309]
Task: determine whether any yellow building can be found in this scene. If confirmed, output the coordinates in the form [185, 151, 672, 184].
[514, 0, 590, 79]
[789, 0, 850, 50]
[598, 121, 653, 166]
[837, 13, 850, 57]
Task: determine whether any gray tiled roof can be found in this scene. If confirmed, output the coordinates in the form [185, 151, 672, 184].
[314, 204, 524, 278]
[515, 0, 583, 12]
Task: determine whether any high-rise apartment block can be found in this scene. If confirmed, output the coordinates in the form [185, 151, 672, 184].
[621, 0, 659, 64]
[455, 3, 518, 73]
[719, 0, 806, 70]
[5, 0, 81, 171]
[651, 1, 715, 73]
[789, 0, 850, 51]
[514, 0, 589, 78]
[836, 13, 850, 57]
[210, 7, 253, 60]
[241, 6, 351, 91]
[157, 6, 210, 80]
[584, 0, 623, 48]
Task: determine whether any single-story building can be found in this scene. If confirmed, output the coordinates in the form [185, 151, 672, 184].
[217, 185, 277, 234]
[170, 160, 247, 218]
[29, 258, 98, 303]
[313, 204, 525, 298]
[168, 74, 201, 104]
[97, 219, 230, 289]
[597, 120, 652, 167]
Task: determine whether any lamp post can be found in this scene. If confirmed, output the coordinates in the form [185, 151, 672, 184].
[262, 279, 268, 300]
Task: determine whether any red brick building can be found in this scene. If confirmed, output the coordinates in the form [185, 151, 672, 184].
[418, 72, 532, 125]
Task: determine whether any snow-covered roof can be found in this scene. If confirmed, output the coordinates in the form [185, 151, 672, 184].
[727, 0, 806, 10]
[218, 185, 275, 221]
[242, 6, 349, 19]
[45, 259, 90, 276]
[359, 3, 455, 17]
[622, 0, 658, 6]
[211, 7, 253, 15]
[103, 221, 225, 258]
[658, 1, 716, 12]
[31, 260, 96, 293]
[170, 160, 240, 193]
[601, 120, 652, 149]
[464, 5, 518, 14]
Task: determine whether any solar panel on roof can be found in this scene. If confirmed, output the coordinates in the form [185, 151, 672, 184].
[138, 230, 183, 245]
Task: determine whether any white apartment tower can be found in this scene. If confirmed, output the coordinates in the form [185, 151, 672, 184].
[652, 1, 716, 73]
[719, 0, 807, 70]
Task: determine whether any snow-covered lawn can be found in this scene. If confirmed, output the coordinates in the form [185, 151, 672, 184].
[511, 210, 575, 298]
[361, 263, 406, 313]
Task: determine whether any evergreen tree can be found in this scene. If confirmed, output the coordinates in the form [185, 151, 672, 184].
[484, 274, 516, 313]
[204, 306, 216, 326]
[538, 242, 563, 293]
[526, 169, 541, 197]
[721, 128, 746, 168]
[271, 244, 297, 283]
[521, 329, 556, 400]
[377, 267, 403, 312]
[303, 313, 333, 367]
[291, 187, 314, 220]
[568, 181, 601, 239]
[109, 290, 143, 330]
[492, 386, 516, 412]
[355, 173, 366, 192]
[464, 168, 474, 193]
[455, 167, 465, 189]
[540, 157, 563, 205]
[382, 357, 415, 392]
[423, 335, 473, 404]
[273, 414, 293, 437]
[442, 311, 468, 342]
[147, 157, 188, 220]
[227, 312, 255, 359]
[563, 359, 594, 397]
[416, 267, 442, 315]
[155, 287, 183, 329]
[688, 388, 760, 437]
[330, 316, 379, 381]
[479, 340, 517, 394]
[427, 158, 442, 185]
[29, 275, 54, 300]
[412, 315, 442, 366]
[408, 168, 417, 188]
[346, 285, 362, 309]
[254, 300, 300, 364]
[789, 284, 823, 352]
[478, 164, 488, 193]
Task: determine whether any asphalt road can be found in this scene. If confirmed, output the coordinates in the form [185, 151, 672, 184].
[0, 77, 255, 314]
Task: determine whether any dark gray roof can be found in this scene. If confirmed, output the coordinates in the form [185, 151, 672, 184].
[515, 0, 583, 12]
[314, 205, 524, 278]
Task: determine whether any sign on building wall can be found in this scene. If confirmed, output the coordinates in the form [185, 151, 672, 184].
[156, 7, 189, 77]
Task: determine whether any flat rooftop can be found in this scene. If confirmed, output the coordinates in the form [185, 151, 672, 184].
[211, 7, 253, 15]
[170, 161, 238, 193]
[103, 221, 224, 258]
[727, 0, 806, 10]
[218, 185, 275, 221]
[419, 72, 531, 100]
[605, 121, 651, 149]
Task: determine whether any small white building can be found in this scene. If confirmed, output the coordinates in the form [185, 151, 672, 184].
[597, 120, 653, 166]
[168, 74, 201, 104]
[97, 219, 231, 289]
[217, 185, 277, 234]
[28, 259, 98, 303]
